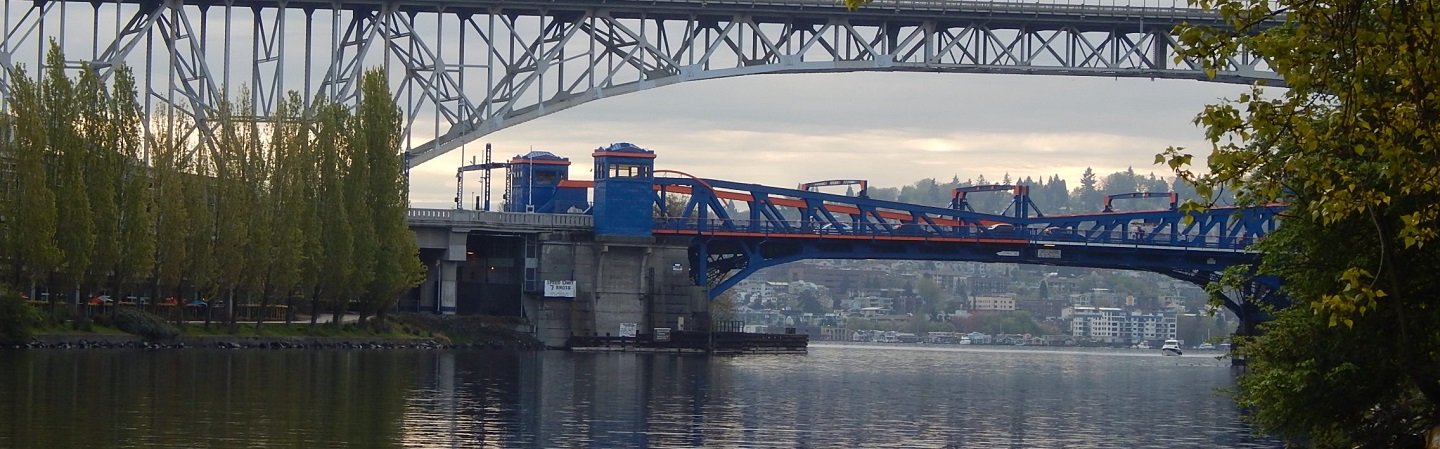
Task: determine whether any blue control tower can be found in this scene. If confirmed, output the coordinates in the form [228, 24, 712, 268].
[506, 151, 581, 213]
[592, 143, 656, 237]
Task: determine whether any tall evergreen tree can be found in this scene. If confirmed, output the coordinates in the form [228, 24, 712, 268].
[1072, 167, 1101, 212]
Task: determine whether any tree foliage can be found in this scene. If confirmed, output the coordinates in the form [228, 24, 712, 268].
[0, 291, 43, 345]
[0, 46, 424, 331]
[1159, 0, 1440, 444]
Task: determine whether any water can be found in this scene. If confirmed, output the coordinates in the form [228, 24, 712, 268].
[0, 344, 1282, 448]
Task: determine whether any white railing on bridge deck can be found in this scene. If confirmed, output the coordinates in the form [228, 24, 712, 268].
[407, 208, 594, 229]
[643, 0, 1231, 20]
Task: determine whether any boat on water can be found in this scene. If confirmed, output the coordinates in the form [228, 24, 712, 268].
[1161, 339, 1183, 356]
[1133, 341, 1152, 350]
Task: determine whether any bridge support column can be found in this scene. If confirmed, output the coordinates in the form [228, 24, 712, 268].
[439, 231, 468, 315]
[438, 260, 459, 315]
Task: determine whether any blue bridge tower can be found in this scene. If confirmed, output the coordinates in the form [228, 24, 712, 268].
[506, 151, 588, 213]
[592, 143, 657, 237]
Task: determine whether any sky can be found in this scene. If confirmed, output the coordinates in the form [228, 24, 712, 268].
[404, 71, 1252, 209]
[0, 2, 1252, 211]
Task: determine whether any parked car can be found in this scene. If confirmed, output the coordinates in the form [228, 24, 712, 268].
[985, 223, 1018, 236]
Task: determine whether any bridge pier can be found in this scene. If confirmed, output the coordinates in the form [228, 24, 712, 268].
[439, 230, 469, 314]
[409, 216, 706, 348]
[525, 234, 705, 348]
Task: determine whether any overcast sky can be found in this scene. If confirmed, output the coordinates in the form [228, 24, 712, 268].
[404, 71, 1250, 209]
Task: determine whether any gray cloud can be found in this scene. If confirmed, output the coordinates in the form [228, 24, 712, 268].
[409, 72, 1253, 209]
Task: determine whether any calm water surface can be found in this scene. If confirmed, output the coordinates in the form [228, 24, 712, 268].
[0, 344, 1282, 448]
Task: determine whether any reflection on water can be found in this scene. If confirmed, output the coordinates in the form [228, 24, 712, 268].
[0, 345, 1282, 448]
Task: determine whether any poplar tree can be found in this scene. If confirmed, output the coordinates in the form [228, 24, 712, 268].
[344, 99, 378, 325]
[4, 67, 61, 300]
[43, 43, 93, 306]
[151, 110, 192, 318]
[237, 99, 273, 331]
[209, 95, 255, 330]
[256, 93, 308, 330]
[354, 69, 424, 325]
[182, 130, 216, 322]
[76, 66, 120, 297]
[314, 102, 354, 326]
[295, 97, 327, 325]
[111, 66, 155, 296]
[0, 108, 11, 286]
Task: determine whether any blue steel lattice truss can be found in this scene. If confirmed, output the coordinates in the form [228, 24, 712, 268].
[638, 175, 1285, 317]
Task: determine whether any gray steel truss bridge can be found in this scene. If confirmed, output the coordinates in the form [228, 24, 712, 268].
[0, 0, 1278, 167]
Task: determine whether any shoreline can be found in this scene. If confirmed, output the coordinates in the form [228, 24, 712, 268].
[19, 334, 457, 350]
[8, 314, 550, 351]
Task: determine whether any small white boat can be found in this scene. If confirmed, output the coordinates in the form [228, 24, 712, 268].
[1196, 342, 1215, 350]
[1160, 339, 1183, 356]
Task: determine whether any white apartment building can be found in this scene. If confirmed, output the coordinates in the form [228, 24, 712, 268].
[1065, 306, 1177, 343]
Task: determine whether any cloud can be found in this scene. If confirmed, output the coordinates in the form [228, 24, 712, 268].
[409, 72, 1252, 208]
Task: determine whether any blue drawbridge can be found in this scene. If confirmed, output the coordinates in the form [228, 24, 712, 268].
[509, 143, 1289, 334]
[644, 176, 1286, 332]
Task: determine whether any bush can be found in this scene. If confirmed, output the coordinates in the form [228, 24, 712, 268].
[71, 318, 94, 332]
[112, 308, 180, 341]
[0, 291, 43, 346]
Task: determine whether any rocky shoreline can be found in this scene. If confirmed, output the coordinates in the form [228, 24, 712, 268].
[15, 334, 541, 350]
[13, 315, 549, 351]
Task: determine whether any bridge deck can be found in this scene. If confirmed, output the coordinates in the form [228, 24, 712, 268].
[98, 0, 1228, 24]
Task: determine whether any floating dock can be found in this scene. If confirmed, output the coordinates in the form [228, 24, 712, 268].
[568, 330, 807, 354]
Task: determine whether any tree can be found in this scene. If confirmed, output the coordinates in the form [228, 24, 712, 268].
[0, 291, 42, 345]
[796, 290, 827, 314]
[45, 43, 94, 308]
[915, 276, 943, 314]
[314, 101, 356, 326]
[353, 69, 425, 326]
[3, 66, 62, 300]
[110, 66, 155, 299]
[150, 109, 193, 318]
[76, 65, 121, 299]
[710, 291, 739, 324]
[257, 92, 309, 330]
[209, 95, 256, 330]
[1072, 167, 1102, 212]
[1161, 0, 1440, 444]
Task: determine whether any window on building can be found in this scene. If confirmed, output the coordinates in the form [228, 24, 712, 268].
[608, 164, 649, 178]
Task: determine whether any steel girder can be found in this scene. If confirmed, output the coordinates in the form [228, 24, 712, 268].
[650, 175, 1285, 250]
[648, 175, 1284, 310]
[0, 0, 1278, 168]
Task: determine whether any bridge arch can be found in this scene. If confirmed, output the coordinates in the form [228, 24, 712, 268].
[0, 0, 1278, 169]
